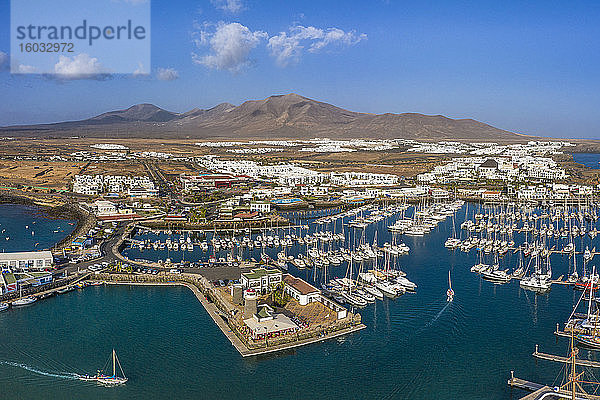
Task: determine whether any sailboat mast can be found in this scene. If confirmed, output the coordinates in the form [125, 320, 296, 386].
[113, 349, 116, 377]
[571, 330, 576, 400]
[588, 266, 596, 321]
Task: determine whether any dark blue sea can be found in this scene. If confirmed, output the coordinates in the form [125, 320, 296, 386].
[0, 204, 75, 252]
[1, 203, 598, 399]
[572, 153, 600, 169]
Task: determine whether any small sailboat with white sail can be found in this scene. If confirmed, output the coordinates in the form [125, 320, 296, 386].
[79, 349, 128, 385]
[446, 270, 454, 302]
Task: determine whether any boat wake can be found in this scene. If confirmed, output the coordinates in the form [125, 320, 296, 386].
[0, 360, 80, 380]
[423, 301, 450, 329]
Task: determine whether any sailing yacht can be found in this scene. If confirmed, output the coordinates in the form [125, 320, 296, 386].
[339, 259, 368, 307]
[519, 253, 551, 293]
[446, 271, 454, 302]
[80, 349, 128, 385]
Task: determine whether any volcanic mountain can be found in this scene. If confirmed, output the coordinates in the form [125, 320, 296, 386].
[1, 93, 528, 141]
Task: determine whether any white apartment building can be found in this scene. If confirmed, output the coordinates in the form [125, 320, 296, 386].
[417, 155, 566, 184]
[198, 157, 325, 186]
[73, 174, 157, 197]
[300, 185, 330, 196]
[329, 172, 399, 187]
[250, 202, 271, 213]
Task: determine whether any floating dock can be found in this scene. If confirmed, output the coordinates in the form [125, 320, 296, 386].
[508, 373, 600, 400]
[533, 344, 600, 368]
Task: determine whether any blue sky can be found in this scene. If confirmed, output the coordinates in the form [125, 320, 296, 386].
[1, 0, 599, 139]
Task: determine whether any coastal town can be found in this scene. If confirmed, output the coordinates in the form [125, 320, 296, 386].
[2, 135, 600, 372]
[2, 0, 600, 397]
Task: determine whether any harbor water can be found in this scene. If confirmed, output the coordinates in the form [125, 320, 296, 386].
[0, 204, 75, 252]
[1, 203, 599, 399]
[572, 153, 600, 169]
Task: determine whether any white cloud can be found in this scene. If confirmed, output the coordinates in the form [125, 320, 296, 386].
[156, 67, 179, 81]
[268, 25, 366, 67]
[53, 53, 108, 80]
[211, 0, 243, 13]
[1, 52, 38, 73]
[309, 28, 367, 52]
[16, 64, 37, 73]
[192, 22, 267, 72]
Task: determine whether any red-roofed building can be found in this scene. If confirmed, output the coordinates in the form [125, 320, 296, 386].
[180, 174, 249, 191]
[283, 274, 321, 306]
[233, 211, 259, 219]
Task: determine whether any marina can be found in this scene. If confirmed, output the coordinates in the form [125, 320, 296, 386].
[3, 201, 600, 398]
[1, 1, 598, 397]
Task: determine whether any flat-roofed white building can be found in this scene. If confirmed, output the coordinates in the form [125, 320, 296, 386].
[0, 250, 54, 271]
[283, 275, 320, 306]
[240, 268, 282, 294]
[93, 200, 117, 216]
[243, 304, 299, 340]
[250, 201, 271, 214]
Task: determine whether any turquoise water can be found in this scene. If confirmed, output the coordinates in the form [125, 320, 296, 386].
[0, 204, 75, 252]
[1, 204, 599, 399]
[572, 153, 600, 169]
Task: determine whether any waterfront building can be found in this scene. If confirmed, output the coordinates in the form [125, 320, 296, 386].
[92, 200, 137, 220]
[0, 250, 54, 271]
[0, 272, 17, 294]
[417, 154, 567, 184]
[283, 275, 320, 306]
[243, 304, 299, 340]
[482, 190, 502, 200]
[93, 200, 117, 216]
[240, 268, 283, 294]
[299, 185, 330, 197]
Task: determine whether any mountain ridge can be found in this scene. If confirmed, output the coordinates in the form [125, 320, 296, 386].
[0, 93, 530, 141]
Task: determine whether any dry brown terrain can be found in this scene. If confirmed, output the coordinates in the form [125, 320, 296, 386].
[0, 160, 81, 190]
[0, 135, 599, 189]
